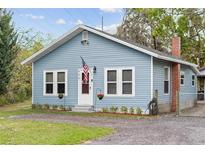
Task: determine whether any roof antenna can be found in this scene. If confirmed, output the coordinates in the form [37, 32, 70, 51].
[102, 16, 104, 31]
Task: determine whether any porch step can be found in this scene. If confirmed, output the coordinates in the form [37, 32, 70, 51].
[72, 105, 94, 112]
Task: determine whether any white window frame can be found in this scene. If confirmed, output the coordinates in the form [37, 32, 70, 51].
[191, 74, 195, 87]
[104, 67, 135, 97]
[43, 70, 68, 96]
[180, 71, 185, 86]
[163, 66, 170, 95]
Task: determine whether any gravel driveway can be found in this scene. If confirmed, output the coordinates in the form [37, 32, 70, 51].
[14, 113, 205, 144]
[181, 103, 205, 117]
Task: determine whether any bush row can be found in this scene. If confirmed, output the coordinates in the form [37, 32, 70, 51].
[32, 104, 72, 111]
[101, 106, 143, 114]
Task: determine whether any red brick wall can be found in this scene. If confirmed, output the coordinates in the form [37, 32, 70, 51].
[171, 37, 181, 112]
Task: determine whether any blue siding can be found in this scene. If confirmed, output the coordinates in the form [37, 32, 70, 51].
[179, 65, 197, 106]
[33, 31, 152, 110]
[153, 59, 197, 109]
[153, 58, 172, 104]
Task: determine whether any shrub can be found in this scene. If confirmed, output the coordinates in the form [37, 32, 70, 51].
[36, 104, 42, 110]
[42, 104, 49, 110]
[52, 105, 58, 110]
[135, 107, 142, 115]
[120, 106, 128, 113]
[110, 106, 118, 113]
[129, 107, 134, 114]
[32, 104, 37, 109]
[65, 106, 72, 111]
[0, 95, 9, 106]
[59, 105, 65, 110]
[102, 107, 109, 112]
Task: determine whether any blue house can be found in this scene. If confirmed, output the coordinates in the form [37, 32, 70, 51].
[22, 25, 199, 113]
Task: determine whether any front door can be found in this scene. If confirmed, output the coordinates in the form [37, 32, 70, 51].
[78, 69, 93, 106]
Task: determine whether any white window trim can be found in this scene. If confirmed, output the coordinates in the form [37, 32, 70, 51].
[104, 67, 135, 97]
[180, 71, 185, 86]
[191, 74, 195, 87]
[43, 69, 68, 96]
[163, 66, 170, 95]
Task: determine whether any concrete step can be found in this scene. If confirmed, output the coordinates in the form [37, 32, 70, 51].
[72, 105, 94, 112]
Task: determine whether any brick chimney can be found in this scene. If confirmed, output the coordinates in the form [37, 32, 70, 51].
[171, 36, 181, 112]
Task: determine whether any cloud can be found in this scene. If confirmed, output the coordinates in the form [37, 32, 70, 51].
[56, 18, 66, 25]
[95, 23, 120, 34]
[75, 19, 83, 25]
[20, 14, 45, 20]
[99, 8, 122, 13]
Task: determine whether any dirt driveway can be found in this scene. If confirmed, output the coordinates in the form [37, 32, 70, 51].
[14, 113, 205, 144]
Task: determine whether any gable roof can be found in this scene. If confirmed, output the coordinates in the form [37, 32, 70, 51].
[21, 24, 199, 74]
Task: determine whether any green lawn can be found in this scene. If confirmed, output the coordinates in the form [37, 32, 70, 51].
[0, 100, 113, 144]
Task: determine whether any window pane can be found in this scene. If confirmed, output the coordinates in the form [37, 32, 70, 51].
[164, 81, 169, 94]
[46, 72, 53, 82]
[192, 75, 195, 80]
[123, 83, 132, 94]
[181, 78, 184, 85]
[107, 83, 116, 94]
[164, 68, 168, 80]
[58, 72, 65, 82]
[192, 81, 195, 86]
[122, 70, 132, 81]
[181, 75, 184, 85]
[82, 84, 89, 94]
[82, 73, 89, 83]
[46, 84, 53, 94]
[107, 70, 116, 81]
[58, 83, 65, 94]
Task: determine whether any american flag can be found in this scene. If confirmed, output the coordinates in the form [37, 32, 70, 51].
[80, 56, 89, 82]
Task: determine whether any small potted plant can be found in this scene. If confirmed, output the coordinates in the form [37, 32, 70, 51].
[58, 93, 64, 99]
[97, 93, 104, 100]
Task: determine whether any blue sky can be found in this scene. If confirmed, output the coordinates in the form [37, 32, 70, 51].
[10, 8, 124, 39]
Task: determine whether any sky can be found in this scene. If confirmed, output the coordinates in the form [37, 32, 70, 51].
[10, 8, 124, 39]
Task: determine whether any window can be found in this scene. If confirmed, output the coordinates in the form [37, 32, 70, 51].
[44, 70, 67, 96]
[192, 75, 195, 86]
[105, 67, 135, 96]
[107, 70, 117, 94]
[181, 71, 185, 86]
[57, 72, 65, 94]
[82, 73, 89, 94]
[45, 72, 53, 94]
[122, 70, 132, 94]
[164, 67, 170, 94]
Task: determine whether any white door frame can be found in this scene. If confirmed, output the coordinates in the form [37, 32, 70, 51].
[78, 68, 93, 106]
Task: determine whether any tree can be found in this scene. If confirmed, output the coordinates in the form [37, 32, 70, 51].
[117, 8, 205, 67]
[7, 40, 44, 102]
[0, 9, 19, 94]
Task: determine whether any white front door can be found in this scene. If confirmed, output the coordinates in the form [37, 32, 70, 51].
[78, 69, 93, 106]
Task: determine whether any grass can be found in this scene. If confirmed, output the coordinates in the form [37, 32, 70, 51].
[0, 100, 113, 144]
[0, 119, 112, 144]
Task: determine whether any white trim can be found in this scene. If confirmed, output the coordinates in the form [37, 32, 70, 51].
[180, 71, 185, 86]
[32, 63, 34, 104]
[21, 24, 198, 73]
[43, 69, 68, 96]
[163, 66, 170, 95]
[104, 66, 135, 97]
[150, 56, 153, 99]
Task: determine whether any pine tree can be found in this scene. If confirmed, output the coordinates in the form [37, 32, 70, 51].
[0, 9, 19, 94]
